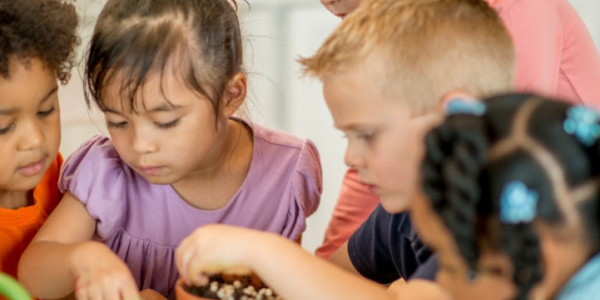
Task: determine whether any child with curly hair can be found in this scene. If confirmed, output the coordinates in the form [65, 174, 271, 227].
[0, 0, 79, 279]
[415, 94, 600, 300]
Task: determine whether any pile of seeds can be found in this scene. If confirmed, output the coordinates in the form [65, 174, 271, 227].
[184, 274, 282, 300]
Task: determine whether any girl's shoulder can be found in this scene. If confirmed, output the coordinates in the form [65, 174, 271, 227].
[250, 121, 308, 150]
[59, 135, 131, 187]
[57, 136, 146, 239]
[249, 121, 321, 175]
[58, 135, 136, 208]
[246, 121, 322, 218]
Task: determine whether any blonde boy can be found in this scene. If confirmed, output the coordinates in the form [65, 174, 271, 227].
[173, 0, 517, 299]
[309, 0, 517, 284]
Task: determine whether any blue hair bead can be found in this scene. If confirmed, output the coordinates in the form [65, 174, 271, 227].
[446, 99, 486, 116]
[563, 106, 600, 147]
[500, 181, 538, 224]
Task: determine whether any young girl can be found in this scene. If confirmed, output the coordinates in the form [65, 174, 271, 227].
[317, 0, 600, 260]
[18, 0, 322, 299]
[0, 0, 78, 279]
[413, 94, 600, 300]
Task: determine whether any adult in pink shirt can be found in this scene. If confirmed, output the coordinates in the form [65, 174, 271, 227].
[316, 0, 600, 259]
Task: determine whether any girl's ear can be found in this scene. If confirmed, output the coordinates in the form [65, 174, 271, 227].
[223, 73, 247, 117]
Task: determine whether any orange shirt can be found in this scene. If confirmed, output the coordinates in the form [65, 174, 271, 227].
[0, 154, 63, 278]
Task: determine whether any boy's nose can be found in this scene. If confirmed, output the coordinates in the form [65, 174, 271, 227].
[344, 145, 367, 170]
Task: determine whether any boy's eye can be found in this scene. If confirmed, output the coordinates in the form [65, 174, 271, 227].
[156, 119, 180, 129]
[357, 132, 377, 142]
[0, 123, 15, 135]
[38, 106, 55, 118]
[107, 121, 128, 129]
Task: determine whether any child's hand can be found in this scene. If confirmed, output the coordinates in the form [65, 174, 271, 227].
[139, 289, 167, 300]
[175, 225, 264, 286]
[73, 242, 140, 300]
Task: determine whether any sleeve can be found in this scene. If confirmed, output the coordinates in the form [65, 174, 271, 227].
[285, 139, 323, 239]
[347, 205, 401, 284]
[553, 0, 600, 108]
[58, 136, 128, 240]
[497, 0, 563, 97]
[410, 255, 438, 281]
[315, 169, 380, 259]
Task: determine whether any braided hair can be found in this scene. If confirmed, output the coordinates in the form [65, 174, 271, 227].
[421, 93, 600, 300]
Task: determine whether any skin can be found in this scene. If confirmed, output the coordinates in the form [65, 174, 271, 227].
[320, 0, 364, 18]
[19, 61, 252, 300]
[0, 58, 60, 210]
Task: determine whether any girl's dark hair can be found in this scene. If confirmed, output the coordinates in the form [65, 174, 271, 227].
[0, 0, 80, 84]
[422, 94, 600, 300]
[84, 0, 244, 120]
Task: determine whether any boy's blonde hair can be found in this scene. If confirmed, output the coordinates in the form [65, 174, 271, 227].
[300, 0, 515, 114]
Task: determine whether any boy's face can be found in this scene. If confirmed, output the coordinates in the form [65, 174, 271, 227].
[323, 64, 440, 213]
[0, 58, 61, 192]
[320, 0, 364, 18]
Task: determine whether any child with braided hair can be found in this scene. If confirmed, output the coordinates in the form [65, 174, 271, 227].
[414, 94, 600, 300]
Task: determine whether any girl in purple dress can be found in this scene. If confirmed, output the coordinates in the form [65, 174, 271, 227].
[19, 1, 322, 300]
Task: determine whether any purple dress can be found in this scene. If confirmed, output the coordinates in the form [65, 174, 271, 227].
[58, 120, 322, 299]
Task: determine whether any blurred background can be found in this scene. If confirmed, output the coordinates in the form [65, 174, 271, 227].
[60, 0, 600, 254]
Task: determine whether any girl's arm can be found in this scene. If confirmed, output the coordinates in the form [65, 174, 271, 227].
[18, 192, 139, 300]
[176, 225, 395, 300]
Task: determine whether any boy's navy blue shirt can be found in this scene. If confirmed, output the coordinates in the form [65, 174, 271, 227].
[347, 204, 437, 283]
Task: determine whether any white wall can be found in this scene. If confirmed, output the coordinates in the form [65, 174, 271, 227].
[60, 0, 600, 254]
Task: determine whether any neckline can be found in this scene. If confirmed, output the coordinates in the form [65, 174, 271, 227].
[0, 191, 43, 224]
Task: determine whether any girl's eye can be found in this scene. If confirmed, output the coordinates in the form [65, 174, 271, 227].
[0, 123, 15, 135]
[38, 106, 55, 118]
[157, 119, 180, 129]
[107, 121, 128, 129]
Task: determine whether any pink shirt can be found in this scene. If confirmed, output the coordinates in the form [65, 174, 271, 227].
[493, 0, 600, 107]
[316, 0, 600, 259]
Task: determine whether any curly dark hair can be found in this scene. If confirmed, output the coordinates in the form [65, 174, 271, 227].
[85, 0, 244, 125]
[0, 0, 80, 84]
[421, 94, 600, 300]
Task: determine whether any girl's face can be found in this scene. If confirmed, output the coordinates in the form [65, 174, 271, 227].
[0, 58, 61, 193]
[411, 193, 519, 300]
[323, 64, 441, 213]
[101, 69, 241, 185]
[320, 0, 364, 18]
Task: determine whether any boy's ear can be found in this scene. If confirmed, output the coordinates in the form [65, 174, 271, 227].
[223, 73, 247, 117]
[439, 90, 478, 115]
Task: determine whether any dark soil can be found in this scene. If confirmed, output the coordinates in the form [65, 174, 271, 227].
[183, 274, 282, 300]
